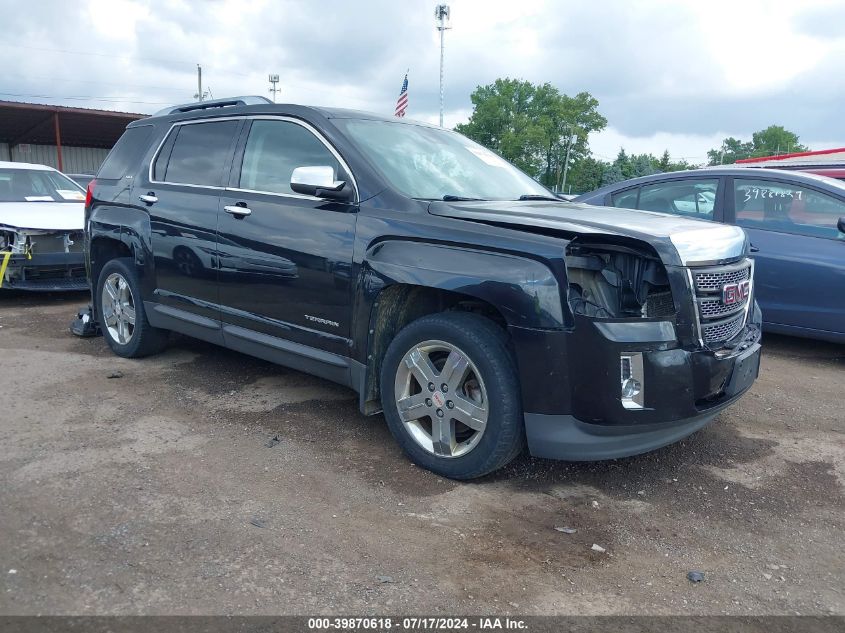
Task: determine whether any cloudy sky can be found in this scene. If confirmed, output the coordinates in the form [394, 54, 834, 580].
[2, 0, 843, 163]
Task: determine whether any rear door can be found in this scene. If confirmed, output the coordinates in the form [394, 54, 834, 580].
[141, 118, 242, 324]
[216, 117, 357, 356]
[726, 176, 845, 336]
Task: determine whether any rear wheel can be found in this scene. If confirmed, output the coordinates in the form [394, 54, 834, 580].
[96, 258, 168, 358]
[380, 312, 524, 479]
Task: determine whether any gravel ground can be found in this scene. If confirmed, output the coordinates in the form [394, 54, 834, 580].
[0, 291, 842, 615]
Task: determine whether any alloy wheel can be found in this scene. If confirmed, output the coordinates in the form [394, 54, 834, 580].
[101, 272, 136, 345]
[393, 339, 489, 458]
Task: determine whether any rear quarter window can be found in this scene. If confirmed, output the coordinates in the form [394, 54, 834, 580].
[97, 125, 154, 180]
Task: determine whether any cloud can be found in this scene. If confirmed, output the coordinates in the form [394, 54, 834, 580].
[0, 0, 841, 158]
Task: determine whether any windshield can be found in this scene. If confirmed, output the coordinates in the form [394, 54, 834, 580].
[335, 119, 552, 201]
[0, 168, 85, 203]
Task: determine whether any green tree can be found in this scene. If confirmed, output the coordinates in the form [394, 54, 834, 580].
[565, 156, 605, 194]
[658, 149, 671, 172]
[455, 78, 606, 188]
[750, 125, 808, 158]
[707, 125, 808, 165]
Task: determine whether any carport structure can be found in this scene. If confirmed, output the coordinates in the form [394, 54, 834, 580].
[0, 101, 145, 173]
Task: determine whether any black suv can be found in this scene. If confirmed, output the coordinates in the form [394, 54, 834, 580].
[85, 96, 762, 479]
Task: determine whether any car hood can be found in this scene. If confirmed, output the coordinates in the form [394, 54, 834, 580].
[428, 200, 747, 267]
[0, 201, 84, 232]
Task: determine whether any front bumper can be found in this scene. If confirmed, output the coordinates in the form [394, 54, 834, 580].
[511, 308, 762, 461]
[0, 252, 87, 291]
[524, 353, 756, 460]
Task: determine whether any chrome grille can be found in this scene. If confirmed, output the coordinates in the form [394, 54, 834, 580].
[694, 266, 750, 293]
[690, 259, 753, 345]
[702, 314, 745, 343]
[699, 297, 744, 319]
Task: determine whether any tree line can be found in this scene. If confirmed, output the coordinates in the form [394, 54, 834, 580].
[455, 78, 809, 195]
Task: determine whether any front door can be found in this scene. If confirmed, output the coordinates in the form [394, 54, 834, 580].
[217, 118, 357, 356]
[728, 176, 845, 336]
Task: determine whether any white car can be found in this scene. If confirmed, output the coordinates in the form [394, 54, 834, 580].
[0, 161, 87, 290]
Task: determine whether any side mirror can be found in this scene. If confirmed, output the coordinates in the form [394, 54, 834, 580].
[290, 166, 351, 201]
[838, 216, 845, 234]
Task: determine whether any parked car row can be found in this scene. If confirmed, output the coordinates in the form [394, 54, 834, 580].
[5, 97, 841, 479]
[576, 168, 845, 343]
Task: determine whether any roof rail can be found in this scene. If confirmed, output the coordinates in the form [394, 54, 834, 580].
[153, 96, 273, 117]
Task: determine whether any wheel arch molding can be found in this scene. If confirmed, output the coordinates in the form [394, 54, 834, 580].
[363, 240, 566, 330]
[351, 240, 566, 416]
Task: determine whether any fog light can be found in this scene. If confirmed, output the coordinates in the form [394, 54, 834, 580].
[620, 353, 645, 410]
[621, 377, 641, 399]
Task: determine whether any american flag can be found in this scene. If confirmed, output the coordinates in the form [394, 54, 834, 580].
[394, 72, 409, 117]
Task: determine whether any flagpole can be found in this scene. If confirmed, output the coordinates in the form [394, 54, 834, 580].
[435, 5, 451, 127]
[439, 28, 444, 127]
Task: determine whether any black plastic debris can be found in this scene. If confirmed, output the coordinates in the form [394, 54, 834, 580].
[687, 570, 705, 583]
[265, 435, 281, 448]
[107, 371, 124, 379]
[249, 517, 267, 528]
[70, 305, 100, 338]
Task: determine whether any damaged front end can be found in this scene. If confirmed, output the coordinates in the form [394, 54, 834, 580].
[0, 226, 87, 291]
[558, 235, 761, 423]
[565, 240, 676, 321]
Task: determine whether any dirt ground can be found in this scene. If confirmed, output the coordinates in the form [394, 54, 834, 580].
[0, 291, 842, 616]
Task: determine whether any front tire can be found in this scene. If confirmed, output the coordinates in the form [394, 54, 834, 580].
[96, 258, 168, 358]
[380, 312, 525, 480]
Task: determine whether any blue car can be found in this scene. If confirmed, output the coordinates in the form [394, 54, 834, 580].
[576, 168, 845, 343]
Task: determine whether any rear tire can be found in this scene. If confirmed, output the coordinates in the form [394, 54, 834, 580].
[380, 312, 525, 480]
[96, 257, 168, 358]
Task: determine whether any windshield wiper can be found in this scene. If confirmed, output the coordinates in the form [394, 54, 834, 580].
[517, 194, 564, 202]
[442, 194, 486, 201]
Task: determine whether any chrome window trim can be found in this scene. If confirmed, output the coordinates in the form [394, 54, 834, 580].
[224, 186, 322, 202]
[148, 115, 359, 203]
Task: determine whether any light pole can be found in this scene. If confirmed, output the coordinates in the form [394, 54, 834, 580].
[268, 74, 280, 102]
[561, 133, 577, 194]
[435, 4, 451, 127]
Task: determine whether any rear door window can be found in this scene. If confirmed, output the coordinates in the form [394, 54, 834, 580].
[638, 178, 719, 219]
[97, 125, 154, 180]
[733, 178, 845, 239]
[158, 120, 240, 187]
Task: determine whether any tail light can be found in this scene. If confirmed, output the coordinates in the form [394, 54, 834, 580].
[85, 180, 96, 209]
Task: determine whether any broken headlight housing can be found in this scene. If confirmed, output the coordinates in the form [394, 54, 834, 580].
[0, 230, 15, 251]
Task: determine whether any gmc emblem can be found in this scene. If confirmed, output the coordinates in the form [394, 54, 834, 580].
[723, 280, 751, 306]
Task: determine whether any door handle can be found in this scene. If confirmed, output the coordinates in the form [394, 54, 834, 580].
[224, 204, 252, 217]
[138, 193, 158, 204]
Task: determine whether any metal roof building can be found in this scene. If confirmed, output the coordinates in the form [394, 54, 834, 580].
[0, 101, 145, 174]
[736, 147, 845, 168]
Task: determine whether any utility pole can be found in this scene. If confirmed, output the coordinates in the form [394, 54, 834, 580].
[561, 133, 577, 194]
[435, 4, 451, 127]
[196, 64, 203, 101]
[268, 74, 280, 102]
